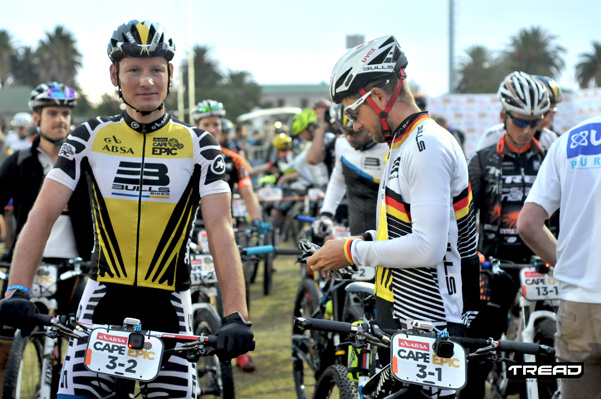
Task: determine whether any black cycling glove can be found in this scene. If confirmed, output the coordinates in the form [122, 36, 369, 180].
[0, 289, 38, 337]
[214, 312, 255, 360]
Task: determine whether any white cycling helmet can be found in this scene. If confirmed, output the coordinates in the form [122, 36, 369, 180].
[329, 35, 408, 104]
[192, 99, 226, 123]
[497, 71, 550, 116]
[11, 112, 34, 127]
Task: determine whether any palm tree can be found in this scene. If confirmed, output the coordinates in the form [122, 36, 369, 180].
[455, 45, 508, 93]
[10, 47, 39, 86]
[35, 26, 82, 87]
[504, 26, 566, 78]
[0, 30, 14, 86]
[575, 41, 601, 88]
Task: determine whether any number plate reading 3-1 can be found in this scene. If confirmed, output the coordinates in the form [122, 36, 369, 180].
[85, 329, 163, 382]
[391, 334, 466, 390]
[520, 267, 560, 300]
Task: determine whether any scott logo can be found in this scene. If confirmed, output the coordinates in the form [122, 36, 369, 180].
[507, 362, 584, 379]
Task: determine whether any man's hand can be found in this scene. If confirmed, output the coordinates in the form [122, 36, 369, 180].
[0, 290, 38, 336]
[214, 312, 255, 361]
[312, 215, 334, 238]
[251, 219, 272, 235]
[307, 239, 351, 272]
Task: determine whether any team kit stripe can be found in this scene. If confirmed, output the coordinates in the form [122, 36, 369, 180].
[391, 115, 431, 150]
[341, 156, 381, 183]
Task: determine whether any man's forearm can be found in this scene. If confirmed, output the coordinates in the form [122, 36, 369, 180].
[7, 208, 53, 295]
[239, 185, 263, 221]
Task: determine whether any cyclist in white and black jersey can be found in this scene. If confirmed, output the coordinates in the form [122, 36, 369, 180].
[312, 106, 387, 237]
[0, 20, 253, 399]
[308, 35, 480, 399]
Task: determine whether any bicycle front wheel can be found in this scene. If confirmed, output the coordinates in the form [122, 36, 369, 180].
[194, 307, 235, 398]
[313, 364, 358, 399]
[3, 329, 45, 399]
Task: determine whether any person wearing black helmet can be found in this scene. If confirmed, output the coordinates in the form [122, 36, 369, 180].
[0, 82, 93, 394]
[0, 20, 253, 399]
[308, 36, 480, 398]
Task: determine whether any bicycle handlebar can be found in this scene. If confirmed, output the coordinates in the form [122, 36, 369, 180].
[295, 215, 316, 223]
[34, 314, 219, 347]
[295, 317, 555, 356]
[295, 317, 354, 334]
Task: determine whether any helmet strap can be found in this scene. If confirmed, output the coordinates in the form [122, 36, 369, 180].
[362, 69, 405, 140]
[39, 130, 66, 147]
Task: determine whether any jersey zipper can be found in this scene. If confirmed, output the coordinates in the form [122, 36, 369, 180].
[134, 124, 147, 286]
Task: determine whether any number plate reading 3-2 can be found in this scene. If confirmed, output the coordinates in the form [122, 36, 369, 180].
[520, 267, 560, 300]
[85, 329, 163, 382]
[391, 334, 466, 390]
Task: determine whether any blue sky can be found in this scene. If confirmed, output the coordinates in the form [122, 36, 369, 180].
[1, 0, 598, 103]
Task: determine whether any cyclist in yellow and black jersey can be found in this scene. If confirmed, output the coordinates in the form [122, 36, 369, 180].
[0, 19, 253, 399]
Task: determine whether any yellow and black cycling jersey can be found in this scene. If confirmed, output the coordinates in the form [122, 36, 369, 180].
[48, 112, 230, 291]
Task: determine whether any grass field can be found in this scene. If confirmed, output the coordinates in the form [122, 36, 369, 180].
[233, 250, 313, 398]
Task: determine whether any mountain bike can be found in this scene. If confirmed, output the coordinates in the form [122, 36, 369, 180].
[291, 239, 376, 399]
[1, 258, 88, 399]
[483, 257, 561, 399]
[295, 315, 555, 399]
[28, 313, 220, 399]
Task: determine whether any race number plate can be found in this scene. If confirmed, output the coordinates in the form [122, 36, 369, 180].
[520, 267, 560, 300]
[332, 225, 351, 240]
[352, 267, 376, 281]
[257, 187, 283, 202]
[232, 198, 248, 218]
[32, 263, 58, 297]
[190, 255, 218, 284]
[390, 334, 467, 390]
[308, 188, 325, 201]
[85, 329, 163, 382]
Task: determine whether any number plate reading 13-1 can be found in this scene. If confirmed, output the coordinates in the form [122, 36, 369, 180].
[390, 333, 466, 390]
[85, 329, 163, 382]
[520, 267, 560, 300]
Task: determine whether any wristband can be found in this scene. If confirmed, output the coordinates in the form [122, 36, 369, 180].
[6, 285, 31, 296]
[343, 239, 355, 265]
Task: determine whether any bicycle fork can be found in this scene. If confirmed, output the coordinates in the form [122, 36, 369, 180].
[38, 333, 56, 399]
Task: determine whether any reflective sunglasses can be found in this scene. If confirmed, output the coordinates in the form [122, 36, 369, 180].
[344, 90, 372, 123]
[507, 112, 542, 129]
[46, 86, 75, 100]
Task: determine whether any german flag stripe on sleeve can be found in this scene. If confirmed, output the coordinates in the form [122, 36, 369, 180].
[453, 184, 473, 220]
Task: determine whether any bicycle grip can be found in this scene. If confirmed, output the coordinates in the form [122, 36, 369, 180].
[244, 245, 274, 255]
[34, 313, 54, 326]
[497, 340, 556, 356]
[273, 248, 302, 256]
[205, 335, 218, 346]
[295, 317, 352, 334]
[295, 215, 316, 223]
